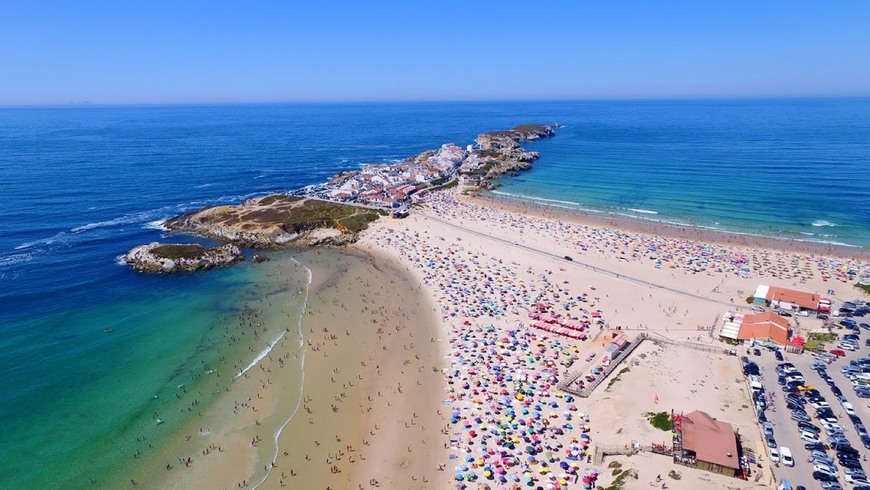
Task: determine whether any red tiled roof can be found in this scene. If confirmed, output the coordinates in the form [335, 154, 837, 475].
[766, 286, 820, 310]
[737, 312, 790, 345]
[681, 410, 739, 470]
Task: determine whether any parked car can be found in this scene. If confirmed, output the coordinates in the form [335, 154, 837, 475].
[775, 350, 784, 361]
[792, 411, 811, 422]
[780, 447, 794, 467]
[801, 431, 822, 444]
[845, 474, 870, 486]
[754, 348, 762, 356]
[813, 470, 839, 482]
[831, 349, 847, 357]
[769, 447, 780, 463]
[844, 402, 857, 415]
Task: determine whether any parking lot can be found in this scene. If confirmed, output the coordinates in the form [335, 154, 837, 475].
[743, 308, 870, 490]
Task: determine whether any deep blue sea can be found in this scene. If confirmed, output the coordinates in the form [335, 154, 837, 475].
[0, 99, 868, 487]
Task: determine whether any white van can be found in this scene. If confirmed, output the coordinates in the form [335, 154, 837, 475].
[769, 447, 780, 463]
[780, 447, 794, 467]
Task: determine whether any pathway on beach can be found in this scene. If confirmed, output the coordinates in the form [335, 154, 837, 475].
[419, 211, 748, 311]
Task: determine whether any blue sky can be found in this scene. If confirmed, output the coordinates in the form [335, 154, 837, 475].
[3, 1, 869, 104]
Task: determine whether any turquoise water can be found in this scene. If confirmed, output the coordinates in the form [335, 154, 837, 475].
[493, 98, 870, 247]
[2, 263, 276, 488]
[0, 100, 868, 487]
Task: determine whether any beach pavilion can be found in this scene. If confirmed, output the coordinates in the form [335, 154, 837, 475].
[752, 285, 820, 312]
[674, 410, 741, 477]
[719, 311, 791, 347]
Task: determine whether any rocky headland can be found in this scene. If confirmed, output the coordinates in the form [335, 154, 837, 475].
[124, 242, 244, 273]
[122, 124, 554, 272]
[462, 124, 556, 187]
[163, 195, 384, 249]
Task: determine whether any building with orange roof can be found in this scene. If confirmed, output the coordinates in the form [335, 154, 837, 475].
[735, 312, 791, 346]
[752, 285, 820, 311]
[676, 410, 740, 477]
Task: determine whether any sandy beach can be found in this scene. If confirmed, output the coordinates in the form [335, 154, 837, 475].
[109, 248, 445, 490]
[121, 185, 870, 490]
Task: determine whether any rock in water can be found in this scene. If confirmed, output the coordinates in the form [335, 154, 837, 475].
[124, 242, 245, 273]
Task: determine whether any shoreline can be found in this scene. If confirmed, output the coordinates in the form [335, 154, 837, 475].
[256, 246, 448, 489]
[125, 247, 448, 490]
[475, 190, 870, 260]
[109, 184, 869, 489]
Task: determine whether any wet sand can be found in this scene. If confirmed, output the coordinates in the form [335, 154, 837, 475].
[115, 248, 447, 490]
[257, 248, 448, 489]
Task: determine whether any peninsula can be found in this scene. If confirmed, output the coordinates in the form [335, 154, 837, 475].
[122, 124, 555, 270]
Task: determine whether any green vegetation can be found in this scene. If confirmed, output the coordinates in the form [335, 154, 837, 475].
[668, 470, 682, 480]
[151, 244, 208, 260]
[239, 198, 380, 234]
[442, 178, 460, 189]
[856, 282, 870, 295]
[465, 161, 497, 175]
[256, 194, 302, 206]
[809, 332, 838, 343]
[745, 296, 755, 304]
[804, 339, 821, 351]
[606, 367, 631, 389]
[511, 124, 550, 132]
[608, 461, 622, 469]
[604, 468, 637, 490]
[479, 150, 503, 159]
[645, 411, 672, 431]
[336, 211, 382, 233]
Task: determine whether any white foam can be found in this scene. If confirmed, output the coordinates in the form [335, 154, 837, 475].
[235, 260, 312, 379]
[115, 254, 128, 266]
[144, 219, 169, 231]
[627, 208, 658, 215]
[72, 215, 140, 232]
[251, 259, 312, 490]
[0, 252, 34, 267]
[812, 220, 838, 227]
[490, 190, 603, 213]
[15, 231, 69, 250]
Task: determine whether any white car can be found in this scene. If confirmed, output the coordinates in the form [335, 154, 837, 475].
[812, 400, 831, 410]
[801, 431, 821, 444]
[845, 473, 870, 485]
[769, 447, 780, 464]
[843, 401, 857, 416]
[780, 447, 794, 467]
[814, 462, 837, 474]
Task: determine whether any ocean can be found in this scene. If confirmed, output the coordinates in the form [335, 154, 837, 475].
[0, 99, 868, 487]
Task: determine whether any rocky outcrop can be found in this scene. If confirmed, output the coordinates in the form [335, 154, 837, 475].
[124, 242, 244, 273]
[464, 124, 555, 187]
[163, 195, 382, 249]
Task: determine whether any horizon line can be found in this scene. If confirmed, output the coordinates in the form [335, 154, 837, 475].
[2, 94, 870, 109]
